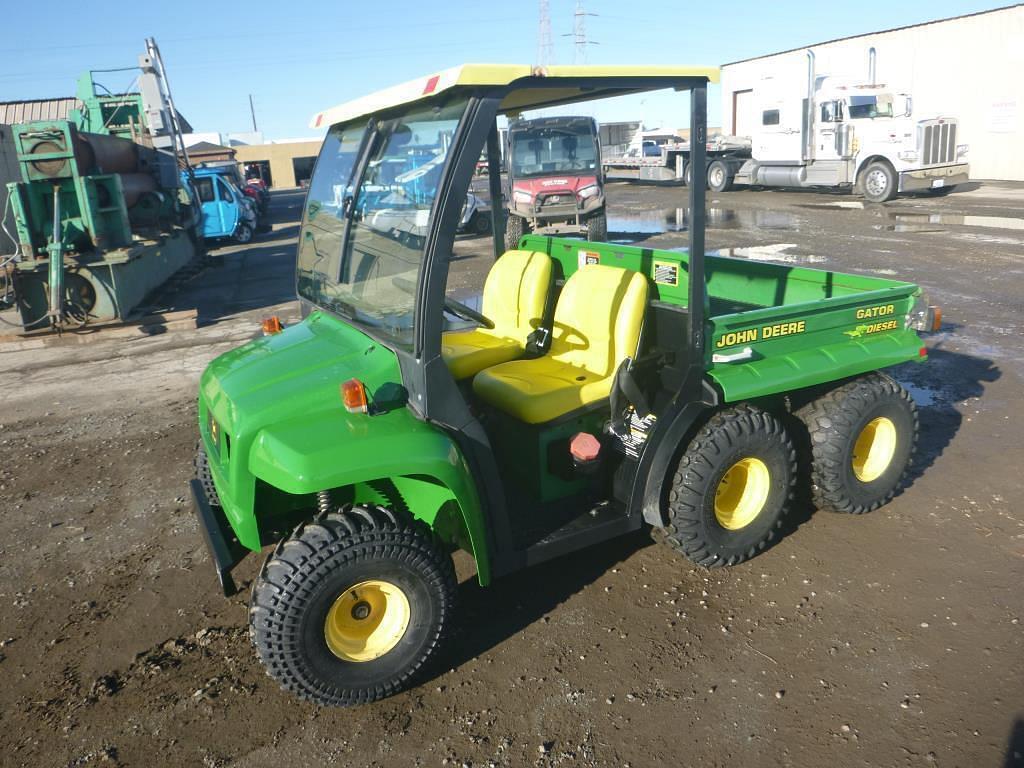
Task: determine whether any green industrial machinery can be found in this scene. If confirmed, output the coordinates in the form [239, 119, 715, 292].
[190, 64, 942, 707]
[1, 38, 200, 331]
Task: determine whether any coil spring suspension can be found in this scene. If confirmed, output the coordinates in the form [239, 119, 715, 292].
[317, 490, 332, 516]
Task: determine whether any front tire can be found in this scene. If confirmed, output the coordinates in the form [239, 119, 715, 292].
[249, 506, 457, 706]
[586, 211, 608, 241]
[504, 214, 527, 250]
[235, 222, 254, 244]
[663, 404, 796, 568]
[860, 160, 898, 203]
[795, 373, 917, 514]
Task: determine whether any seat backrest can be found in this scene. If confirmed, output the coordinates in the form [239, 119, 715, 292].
[481, 250, 552, 340]
[549, 264, 649, 377]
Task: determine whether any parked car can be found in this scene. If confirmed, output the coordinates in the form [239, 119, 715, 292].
[185, 168, 257, 243]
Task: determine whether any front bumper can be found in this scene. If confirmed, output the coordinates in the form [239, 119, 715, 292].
[899, 163, 969, 192]
[189, 478, 245, 596]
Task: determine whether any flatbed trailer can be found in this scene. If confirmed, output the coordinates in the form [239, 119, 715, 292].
[603, 135, 750, 184]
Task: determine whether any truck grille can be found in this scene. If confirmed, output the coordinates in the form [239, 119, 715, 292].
[920, 121, 957, 166]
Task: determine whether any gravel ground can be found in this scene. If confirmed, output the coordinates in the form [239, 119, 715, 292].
[0, 183, 1021, 768]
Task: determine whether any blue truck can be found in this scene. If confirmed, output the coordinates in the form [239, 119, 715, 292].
[185, 167, 258, 243]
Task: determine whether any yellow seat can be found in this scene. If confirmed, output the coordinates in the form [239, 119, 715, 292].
[473, 264, 649, 424]
[442, 250, 552, 380]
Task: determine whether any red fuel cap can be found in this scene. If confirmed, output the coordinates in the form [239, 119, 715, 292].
[570, 432, 601, 462]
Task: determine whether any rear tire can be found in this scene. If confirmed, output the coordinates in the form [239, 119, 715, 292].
[249, 506, 457, 706]
[504, 214, 527, 250]
[860, 160, 898, 203]
[707, 160, 734, 192]
[795, 372, 917, 514]
[472, 210, 492, 236]
[663, 404, 796, 567]
[586, 212, 608, 241]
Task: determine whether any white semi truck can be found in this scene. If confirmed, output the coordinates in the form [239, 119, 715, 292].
[605, 50, 970, 203]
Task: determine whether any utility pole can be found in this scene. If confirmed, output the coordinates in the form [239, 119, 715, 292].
[248, 94, 258, 132]
[537, 0, 554, 67]
[563, 0, 598, 64]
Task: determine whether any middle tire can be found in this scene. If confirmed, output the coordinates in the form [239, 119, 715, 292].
[664, 404, 796, 567]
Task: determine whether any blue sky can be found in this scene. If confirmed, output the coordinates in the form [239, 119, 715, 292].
[0, 0, 1007, 139]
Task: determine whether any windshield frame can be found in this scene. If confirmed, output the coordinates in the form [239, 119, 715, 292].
[507, 117, 601, 179]
[296, 96, 472, 350]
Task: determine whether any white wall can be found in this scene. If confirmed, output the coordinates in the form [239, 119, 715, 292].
[721, 5, 1024, 180]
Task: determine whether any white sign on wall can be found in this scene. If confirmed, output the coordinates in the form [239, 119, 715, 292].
[987, 99, 1018, 133]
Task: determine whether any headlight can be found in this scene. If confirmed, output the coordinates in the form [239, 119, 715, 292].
[956, 144, 969, 158]
[898, 150, 918, 161]
[577, 184, 600, 199]
[512, 190, 533, 204]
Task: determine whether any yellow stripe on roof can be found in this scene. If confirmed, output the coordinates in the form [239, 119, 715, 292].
[310, 64, 719, 129]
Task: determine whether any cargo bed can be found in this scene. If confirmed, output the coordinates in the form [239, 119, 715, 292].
[519, 235, 926, 401]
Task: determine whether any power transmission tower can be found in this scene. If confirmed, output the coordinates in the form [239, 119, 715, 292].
[563, 0, 598, 64]
[537, 0, 554, 66]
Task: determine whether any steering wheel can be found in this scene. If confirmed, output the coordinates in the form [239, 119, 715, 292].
[391, 275, 495, 329]
[444, 297, 494, 329]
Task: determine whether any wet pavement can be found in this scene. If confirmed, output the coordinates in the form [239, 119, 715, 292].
[2, 181, 1023, 768]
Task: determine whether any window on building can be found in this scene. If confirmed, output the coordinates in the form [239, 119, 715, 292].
[762, 109, 780, 126]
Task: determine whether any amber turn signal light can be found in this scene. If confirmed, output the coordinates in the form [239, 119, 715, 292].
[262, 316, 283, 335]
[930, 306, 942, 332]
[341, 378, 369, 414]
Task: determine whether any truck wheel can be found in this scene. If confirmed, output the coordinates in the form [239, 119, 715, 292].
[235, 222, 254, 244]
[193, 443, 221, 507]
[707, 160, 734, 192]
[586, 212, 608, 241]
[249, 506, 457, 706]
[795, 373, 917, 514]
[683, 162, 692, 187]
[472, 210, 492, 236]
[860, 161, 897, 203]
[663, 404, 796, 568]
[504, 214, 527, 250]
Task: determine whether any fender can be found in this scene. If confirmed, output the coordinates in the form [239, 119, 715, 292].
[630, 379, 718, 527]
[248, 407, 491, 583]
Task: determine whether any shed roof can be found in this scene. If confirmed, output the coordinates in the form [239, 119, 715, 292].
[311, 64, 719, 129]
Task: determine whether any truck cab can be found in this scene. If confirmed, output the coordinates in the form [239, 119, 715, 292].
[186, 167, 257, 243]
[729, 51, 970, 202]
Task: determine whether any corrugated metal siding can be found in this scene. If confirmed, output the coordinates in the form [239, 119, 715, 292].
[0, 98, 80, 126]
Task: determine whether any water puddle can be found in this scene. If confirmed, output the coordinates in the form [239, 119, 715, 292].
[902, 382, 940, 407]
[607, 207, 800, 235]
[876, 212, 1024, 233]
[798, 201, 865, 210]
[704, 243, 828, 264]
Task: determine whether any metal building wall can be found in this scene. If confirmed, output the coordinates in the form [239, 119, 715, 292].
[720, 5, 1024, 181]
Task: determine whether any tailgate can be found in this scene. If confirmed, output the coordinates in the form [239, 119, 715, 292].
[708, 283, 924, 402]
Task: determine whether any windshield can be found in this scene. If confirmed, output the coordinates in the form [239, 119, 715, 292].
[509, 119, 598, 178]
[296, 97, 468, 347]
[848, 94, 894, 119]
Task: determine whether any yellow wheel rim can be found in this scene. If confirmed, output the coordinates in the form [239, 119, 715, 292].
[714, 457, 771, 530]
[324, 579, 411, 662]
[852, 416, 897, 483]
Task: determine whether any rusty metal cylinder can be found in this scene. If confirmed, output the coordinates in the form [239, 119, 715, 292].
[117, 173, 158, 208]
[81, 133, 139, 174]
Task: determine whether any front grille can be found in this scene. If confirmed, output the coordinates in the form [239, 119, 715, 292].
[920, 121, 957, 165]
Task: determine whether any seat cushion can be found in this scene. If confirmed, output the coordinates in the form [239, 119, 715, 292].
[473, 264, 649, 423]
[472, 356, 614, 424]
[441, 249, 552, 380]
[442, 330, 524, 381]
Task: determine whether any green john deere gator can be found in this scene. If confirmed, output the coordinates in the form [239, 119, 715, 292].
[189, 64, 941, 706]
